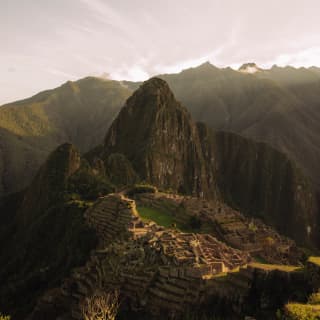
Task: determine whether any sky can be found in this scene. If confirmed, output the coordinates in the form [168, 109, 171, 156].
[1, 0, 320, 104]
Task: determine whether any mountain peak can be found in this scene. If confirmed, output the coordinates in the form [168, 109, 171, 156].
[142, 76, 169, 87]
[198, 61, 214, 68]
[238, 62, 261, 74]
[192, 61, 219, 72]
[16, 143, 81, 225]
[103, 79, 216, 198]
[137, 77, 173, 95]
[122, 77, 178, 115]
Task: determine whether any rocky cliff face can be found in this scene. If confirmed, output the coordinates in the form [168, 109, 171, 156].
[103, 77, 218, 199]
[197, 124, 318, 246]
[16, 143, 81, 225]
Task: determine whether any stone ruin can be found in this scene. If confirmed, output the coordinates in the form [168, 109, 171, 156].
[29, 193, 252, 319]
[133, 191, 303, 265]
[85, 193, 249, 275]
[29, 192, 308, 319]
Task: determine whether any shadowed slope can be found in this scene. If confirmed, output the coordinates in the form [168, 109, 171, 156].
[0, 77, 131, 196]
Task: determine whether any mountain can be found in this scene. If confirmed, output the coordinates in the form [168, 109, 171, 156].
[155, 63, 320, 193]
[16, 143, 81, 226]
[197, 124, 318, 245]
[102, 77, 217, 199]
[0, 77, 131, 197]
[2, 63, 320, 203]
[0, 143, 98, 318]
[238, 62, 263, 73]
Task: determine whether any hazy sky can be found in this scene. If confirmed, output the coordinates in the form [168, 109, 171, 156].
[1, 0, 320, 104]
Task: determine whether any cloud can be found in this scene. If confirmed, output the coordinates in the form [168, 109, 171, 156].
[78, 0, 141, 40]
[111, 65, 149, 81]
[1, 0, 320, 103]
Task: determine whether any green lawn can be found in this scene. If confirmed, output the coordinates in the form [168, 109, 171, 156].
[137, 206, 176, 228]
[137, 206, 208, 233]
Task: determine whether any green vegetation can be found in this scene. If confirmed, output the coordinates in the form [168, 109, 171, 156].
[68, 168, 114, 200]
[283, 303, 320, 319]
[137, 206, 193, 232]
[0, 314, 10, 320]
[279, 292, 320, 319]
[0, 77, 131, 197]
[106, 153, 139, 186]
[137, 206, 176, 228]
[253, 255, 269, 264]
[0, 102, 53, 137]
[308, 293, 320, 305]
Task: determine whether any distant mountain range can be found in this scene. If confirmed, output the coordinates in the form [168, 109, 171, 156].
[159, 63, 320, 193]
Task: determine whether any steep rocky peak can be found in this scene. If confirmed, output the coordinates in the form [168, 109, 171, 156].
[104, 77, 191, 148]
[103, 78, 216, 198]
[46, 142, 81, 177]
[123, 77, 179, 113]
[16, 143, 81, 226]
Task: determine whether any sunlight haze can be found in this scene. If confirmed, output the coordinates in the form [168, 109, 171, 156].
[1, 0, 320, 103]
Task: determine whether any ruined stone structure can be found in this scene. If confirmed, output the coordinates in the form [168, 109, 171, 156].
[28, 193, 317, 320]
[85, 193, 249, 273]
[133, 191, 303, 265]
[29, 194, 251, 319]
[62, 192, 250, 318]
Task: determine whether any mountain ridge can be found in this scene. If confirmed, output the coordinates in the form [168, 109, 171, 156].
[1, 62, 320, 203]
[0, 77, 131, 197]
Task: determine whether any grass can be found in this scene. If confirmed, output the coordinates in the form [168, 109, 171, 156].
[285, 303, 320, 319]
[249, 262, 301, 272]
[137, 206, 176, 228]
[137, 206, 193, 232]
[253, 255, 269, 264]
